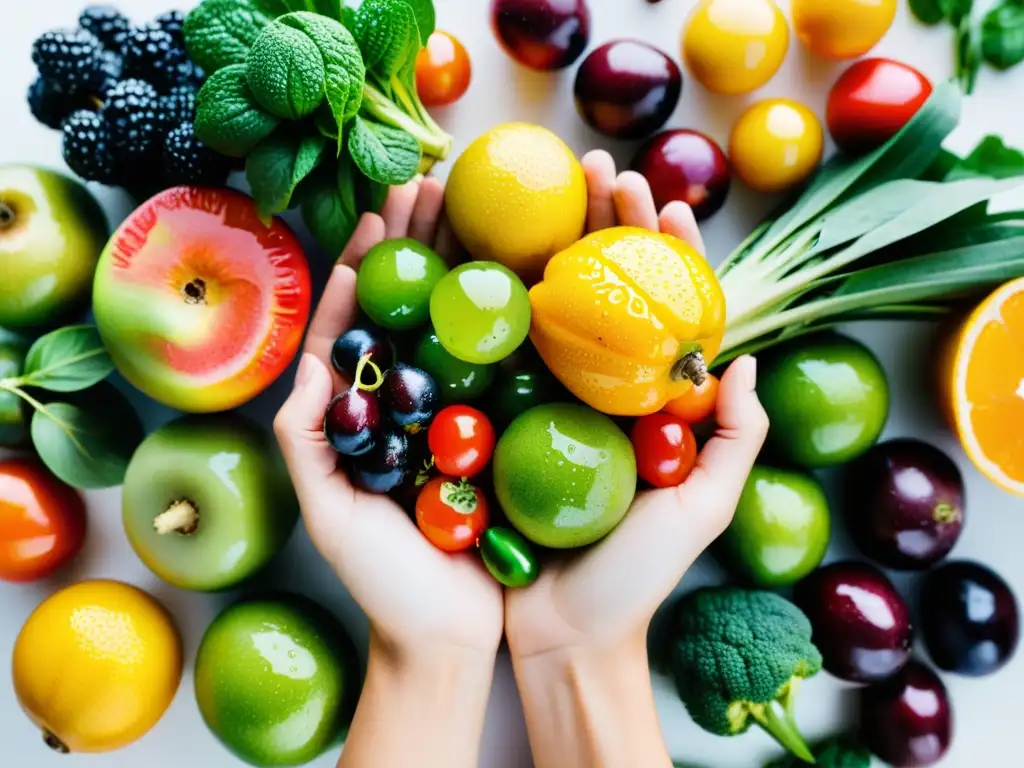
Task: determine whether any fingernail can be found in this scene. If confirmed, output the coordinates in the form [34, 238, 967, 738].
[295, 354, 314, 386]
[740, 355, 757, 390]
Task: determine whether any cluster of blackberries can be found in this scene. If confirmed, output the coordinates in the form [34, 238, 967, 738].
[27, 5, 230, 195]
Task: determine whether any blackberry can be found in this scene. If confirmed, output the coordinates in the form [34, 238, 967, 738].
[32, 29, 105, 93]
[123, 24, 186, 91]
[27, 77, 97, 130]
[99, 49, 123, 91]
[158, 84, 196, 128]
[163, 122, 231, 186]
[154, 10, 186, 47]
[78, 5, 130, 53]
[176, 59, 206, 87]
[62, 110, 118, 184]
[105, 78, 161, 159]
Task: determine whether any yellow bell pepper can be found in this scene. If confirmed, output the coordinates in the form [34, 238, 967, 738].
[529, 227, 726, 416]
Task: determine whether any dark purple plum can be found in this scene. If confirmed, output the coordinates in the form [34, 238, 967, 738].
[324, 389, 380, 456]
[573, 40, 682, 139]
[491, 0, 590, 71]
[351, 429, 409, 494]
[332, 324, 395, 382]
[860, 661, 952, 767]
[846, 439, 964, 570]
[632, 130, 731, 221]
[794, 561, 912, 683]
[382, 363, 438, 433]
[920, 561, 1019, 677]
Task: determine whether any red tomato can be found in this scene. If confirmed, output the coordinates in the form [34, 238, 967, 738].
[663, 375, 720, 425]
[428, 405, 495, 478]
[416, 30, 472, 107]
[0, 458, 86, 582]
[827, 58, 932, 156]
[631, 413, 698, 488]
[416, 476, 489, 552]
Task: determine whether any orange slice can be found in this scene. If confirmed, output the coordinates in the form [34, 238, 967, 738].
[944, 278, 1024, 496]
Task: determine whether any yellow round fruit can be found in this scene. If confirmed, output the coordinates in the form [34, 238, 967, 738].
[682, 0, 790, 95]
[729, 98, 824, 193]
[12, 580, 182, 754]
[792, 0, 897, 60]
[444, 122, 587, 283]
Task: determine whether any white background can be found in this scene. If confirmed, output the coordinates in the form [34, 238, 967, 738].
[3, 0, 1024, 766]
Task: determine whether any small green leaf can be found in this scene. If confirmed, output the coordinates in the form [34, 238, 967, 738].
[246, 20, 326, 119]
[356, 170, 390, 213]
[982, 1, 1024, 70]
[299, 156, 359, 256]
[21, 325, 113, 393]
[403, 0, 435, 44]
[956, 14, 982, 94]
[247, 130, 329, 218]
[184, 0, 272, 74]
[310, 0, 345, 19]
[30, 383, 144, 490]
[348, 116, 421, 185]
[909, 0, 945, 24]
[947, 135, 1024, 179]
[195, 64, 281, 157]
[253, 0, 292, 13]
[354, 0, 419, 79]
[941, 0, 974, 23]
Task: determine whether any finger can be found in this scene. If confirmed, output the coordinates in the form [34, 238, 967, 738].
[304, 264, 359, 391]
[613, 171, 659, 231]
[339, 212, 386, 270]
[659, 201, 706, 257]
[409, 177, 446, 244]
[380, 179, 422, 239]
[582, 150, 618, 232]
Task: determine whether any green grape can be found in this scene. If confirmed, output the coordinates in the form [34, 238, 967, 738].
[356, 238, 448, 331]
[429, 262, 531, 364]
[414, 329, 497, 402]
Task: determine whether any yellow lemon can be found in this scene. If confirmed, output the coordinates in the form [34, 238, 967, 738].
[12, 580, 182, 754]
[445, 123, 587, 283]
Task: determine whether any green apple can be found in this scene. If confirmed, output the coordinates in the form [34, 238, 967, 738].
[0, 329, 29, 446]
[0, 166, 107, 329]
[195, 596, 362, 767]
[121, 414, 298, 592]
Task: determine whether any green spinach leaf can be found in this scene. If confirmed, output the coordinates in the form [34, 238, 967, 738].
[909, 0, 945, 24]
[278, 12, 365, 150]
[947, 135, 1024, 179]
[184, 0, 272, 74]
[956, 14, 982, 93]
[348, 116, 421, 185]
[941, 0, 974, 23]
[196, 64, 281, 157]
[403, 0, 436, 44]
[982, 1, 1024, 70]
[354, 0, 420, 79]
[246, 21, 326, 119]
[247, 130, 329, 218]
[254, 0, 292, 14]
[310, 0, 345, 19]
[31, 383, 144, 490]
[21, 326, 113, 393]
[300, 157, 359, 257]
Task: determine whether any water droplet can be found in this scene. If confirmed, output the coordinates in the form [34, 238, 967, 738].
[288, 650, 296, 659]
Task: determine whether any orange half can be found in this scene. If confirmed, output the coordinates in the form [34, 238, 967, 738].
[945, 278, 1024, 496]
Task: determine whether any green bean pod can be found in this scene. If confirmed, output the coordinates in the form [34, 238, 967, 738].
[479, 527, 540, 588]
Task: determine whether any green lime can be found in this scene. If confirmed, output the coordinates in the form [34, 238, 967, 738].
[758, 333, 889, 468]
[720, 464, 830, 587]
[356, 238, 448, 331]
[413, 329, 496, 402]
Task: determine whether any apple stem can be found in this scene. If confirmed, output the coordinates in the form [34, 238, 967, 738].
[0, 201, 15, 231]
[353, 354, 384, 393]
[43, 730, 69, 754]
[154, 499, 199, 536]
[671, 350, 708, 386]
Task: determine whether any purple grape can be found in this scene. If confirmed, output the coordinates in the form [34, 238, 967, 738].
[351, 429, 409, 494]
[324, 389, 380, 457]
[382, 363, 438, 433]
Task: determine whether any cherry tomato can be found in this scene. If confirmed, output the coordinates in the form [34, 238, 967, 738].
[663, 375, 720, 425]
[827, 58, 933, 156]
[631, 413, 698, 488]
[729, 98, 823, 193]
[416, 30, 472, 107]
[792, 0, 896, 60]
[416, 476, 489, 552]
[0, 458, 86, 582]
[428, 405, 496, 478]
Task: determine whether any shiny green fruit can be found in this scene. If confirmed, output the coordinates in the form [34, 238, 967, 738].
[0, 166, 107, 329]
[721, 465, 830, 588]
[122, 414, 298, 591]
[480, 527, 540, 588]
[195, 595, 361, 767]
[0, 330, 29, 446]
[758, 333, 889, 468]
[414, 329, 496, 402]
[494, 403, 636, 549]
[491, 367, 564, 428]
[356, 238, 448, 330]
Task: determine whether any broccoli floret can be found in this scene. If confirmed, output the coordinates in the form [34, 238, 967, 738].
[764, 735, 871, 768]
[665, 587, 823, 764]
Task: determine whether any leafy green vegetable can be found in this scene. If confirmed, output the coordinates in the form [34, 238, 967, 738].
[909, 0, 945, 24]
[956, 13, 982, 93]
[982, 0, 1024, 69]
[764, 735, 870, 768]
[184, 0, 272, 74]
[300, 156, 360, 257]
[247, 130, 329, 218]
[348, 115, 421, 184]
[947, 135, 1024, 179]
[195, 64, 281, 157]
[941, 0, 974, 23]
[354, 0, 419, 78]
[19, 326, 113, 393]
[246, 20, 326, 119]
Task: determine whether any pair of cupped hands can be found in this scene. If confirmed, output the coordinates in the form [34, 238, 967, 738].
[273, 151, 768, 675]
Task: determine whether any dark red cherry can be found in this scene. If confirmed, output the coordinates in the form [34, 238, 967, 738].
[351, 429, 409, 494]
[573, 40, 682, 139]
[332, 324, 395, 382]
[632, 129, 731, 221]
[382, 363, 438, 433]
[324, 389, 380, 457]
[491, 0, 591, 71]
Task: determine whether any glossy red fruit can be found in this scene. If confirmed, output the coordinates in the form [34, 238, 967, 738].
[324, 389, 380, 457]
[794, 561, 913, 683]
[860, 661, 953, 767]
[416, 30, 473, 107]
[416, 476, 490, 552]
[632, 130, 731, 221]
[574, 40, 682, 139]
[491, 0, 591, 71]
[827, 58, 932, 155]
[428, 405, 496, 479]
[630, 412, 697, 488]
